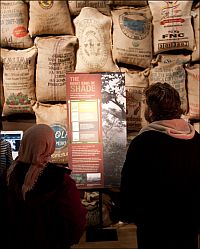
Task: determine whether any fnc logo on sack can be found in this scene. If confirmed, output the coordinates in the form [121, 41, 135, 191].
[51, 124, 67, 150]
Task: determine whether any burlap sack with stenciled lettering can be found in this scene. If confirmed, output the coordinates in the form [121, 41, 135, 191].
[68, 0, 112, 16]
[34, 36, 78, 102]
[0, 63, 4, 115]
[111, 1, 147, 6]
[112, 6, 153, 68]
[121, 67, 149, 131]
[32, 102, 68, 164]
[185, 64, 200, 120]
[74, 7, 119, 73]
[149, 62, 188, 114]
[193, 123, 200, 133]
[82, 192, 112, 227]
[152, 54, 191, 65]
[1, 1, 33, 49]
[192, 4, 200, 62]
[1, 47, 37, 116]
[28, 1, 74, 37]
[149, 1, 195, 54]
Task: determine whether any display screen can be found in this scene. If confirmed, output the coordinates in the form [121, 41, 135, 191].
[1, 131, 23, 159]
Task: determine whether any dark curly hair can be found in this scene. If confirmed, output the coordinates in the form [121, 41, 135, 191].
[144, 82, 183, 122]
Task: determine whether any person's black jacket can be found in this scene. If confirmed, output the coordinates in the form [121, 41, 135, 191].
[120, 130, 200, 229]
[5, 162, 87, 249]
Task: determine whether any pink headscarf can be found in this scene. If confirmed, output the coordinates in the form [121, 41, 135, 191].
[7, 124, 56, 200]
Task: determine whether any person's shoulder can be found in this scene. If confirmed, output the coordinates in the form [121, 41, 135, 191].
[40, 163, 65, 185]
[129, 130, 167, 151]
[63, 172, 76, 187]
[47, 163, 71, 176]
[45, 163, 74, 185]
[134, 130, 163, 142]
[46, 163, 66, 177]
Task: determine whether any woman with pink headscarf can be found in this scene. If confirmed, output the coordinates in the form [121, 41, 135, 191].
[5, 124, 87, 249]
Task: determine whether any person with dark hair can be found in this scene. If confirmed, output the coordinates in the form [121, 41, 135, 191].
[120, 83, 200, 249]
[144, 82, 183, 122]
[5, 124, 87, 249]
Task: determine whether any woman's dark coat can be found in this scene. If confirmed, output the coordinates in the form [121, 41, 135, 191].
[5, 163, 87, 249]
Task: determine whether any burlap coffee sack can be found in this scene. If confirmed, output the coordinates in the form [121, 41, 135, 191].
[111, 1, 147, 6]
[28, 0, 74, 36]
[0, 63, 4, 115]
[112, 6, 152, 68]
[1, 46, 37, 116]
[74, 7, 119, 72]
[185, 64, 200, 119]
[33, 102, 68, 164]
[68, 0, 111, 16]
[121, 67, 149, 131]
[152, 54, 191, 65]
[193, 123, 200, 133]
[34, 36, 77, 102]
[191, 4, 200, 62]
[149, 1, 195, 54]
[1, 1, 33, 49]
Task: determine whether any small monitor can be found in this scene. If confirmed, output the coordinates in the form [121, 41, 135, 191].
[1, 130, 23, 159]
